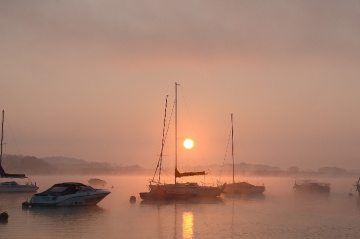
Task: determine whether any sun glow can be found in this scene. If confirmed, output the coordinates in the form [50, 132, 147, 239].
[184, 139, 194, 149]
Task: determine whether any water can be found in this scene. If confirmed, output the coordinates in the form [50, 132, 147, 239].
[1, 175, 360, 238]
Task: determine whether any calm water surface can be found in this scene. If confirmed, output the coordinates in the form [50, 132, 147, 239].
[1, 175, 360, 238]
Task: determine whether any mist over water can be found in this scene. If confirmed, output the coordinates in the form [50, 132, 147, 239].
[1, 175, 360, 238]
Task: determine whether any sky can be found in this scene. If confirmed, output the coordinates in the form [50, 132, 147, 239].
[1, 0, 360, 171]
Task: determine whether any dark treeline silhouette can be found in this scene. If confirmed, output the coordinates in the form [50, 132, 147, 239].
[2, 154, 150, 176]
[1, 154, 358, 177]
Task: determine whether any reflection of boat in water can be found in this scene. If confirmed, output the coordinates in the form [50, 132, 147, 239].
[140, 83, 226, 200]
[0, 110, 38, 193]
[88, 178, 107, 188]
[28, 204, 105, 217]
[223, 114, 265, 195]
[293, 179, 330, 193]
[224, 191, 265, 201]
[29, 182, 110, 206]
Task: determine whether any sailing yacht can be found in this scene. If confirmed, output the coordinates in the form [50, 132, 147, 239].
[140, 83, 226, 200]
[0, 110, 38, 192]
[223, 114, 265, 194]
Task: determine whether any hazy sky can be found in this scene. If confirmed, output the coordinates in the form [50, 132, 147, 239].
[1, 1, 360, 170]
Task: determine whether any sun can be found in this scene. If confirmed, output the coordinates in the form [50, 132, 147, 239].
[184, 139, 194, 149]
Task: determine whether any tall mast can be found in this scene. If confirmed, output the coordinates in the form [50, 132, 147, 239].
[175, 82, 179, 183]
[231, 113, 234, 184]
[0, 110, 4, 165]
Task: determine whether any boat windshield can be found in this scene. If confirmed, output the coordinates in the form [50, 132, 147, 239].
[48, 186, 68, 193]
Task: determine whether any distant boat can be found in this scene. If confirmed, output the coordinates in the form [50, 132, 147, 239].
[293, 179, 330, 193]
[223, 114, 265, 194]
[140, 83, 226, 200]
[29, 182, 110, 207]
[354, 177, 360, 196]
[0, 110, 38, 193]
[88, 178, 107, 188]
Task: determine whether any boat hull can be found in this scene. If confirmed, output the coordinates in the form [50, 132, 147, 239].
[30, 191, 110, 207]
[140, 183, 226, 200]
[293, 180, 330, 193]
[0, 181, 38, 192]
[224, 182, 265, 194]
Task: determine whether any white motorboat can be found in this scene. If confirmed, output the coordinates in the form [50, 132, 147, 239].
[0, 110, 38, 193]
[29, 182, 110, 206]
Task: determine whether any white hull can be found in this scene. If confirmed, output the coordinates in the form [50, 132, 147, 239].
[0, 181, 38, 192]
[30, 190, 110, 206]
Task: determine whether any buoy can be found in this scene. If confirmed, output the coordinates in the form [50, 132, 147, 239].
[130, 195, 136, 204]
[22, 200, 31, 209]
[0, 211, 8, 221]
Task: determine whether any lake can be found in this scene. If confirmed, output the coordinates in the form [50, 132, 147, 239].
[1, 175, 360, 238]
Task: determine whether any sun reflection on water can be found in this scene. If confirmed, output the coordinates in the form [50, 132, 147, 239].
[182, 212, 194, 239]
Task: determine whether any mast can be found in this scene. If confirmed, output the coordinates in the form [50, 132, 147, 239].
[231, 113, 234, 184]
[0, 110, 3, 165]
[175, 82, 179, 184]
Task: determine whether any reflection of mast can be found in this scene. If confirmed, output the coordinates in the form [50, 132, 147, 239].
[174, 203, 178, 239]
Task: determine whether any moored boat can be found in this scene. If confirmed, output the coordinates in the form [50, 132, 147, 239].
[293, 179, 330, 193]
[88, 178, 107, 188]
[353, 177, 360, 196]
[223, 114, 265, 194]
[29, 182, 110, 206]
[0, 181, 38, 192]
[0, 110, 38, 193]
[140, 83, 226, 200]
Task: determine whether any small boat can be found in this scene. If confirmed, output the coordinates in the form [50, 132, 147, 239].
[293, 179, 330, 193]
[223, 114, 265, 194]
[29, 182, 110, 206]
[140, 83, 226, 200]
[0, 181, 38, 192]
[353, 177, 360, 196]
[0, 110, 38, 193]
[88, 178, 107, 188]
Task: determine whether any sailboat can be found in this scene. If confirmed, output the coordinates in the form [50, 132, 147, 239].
[223, 114, 265, 194]
[0, 110, 38, 192]
[140, 83, 226, 200]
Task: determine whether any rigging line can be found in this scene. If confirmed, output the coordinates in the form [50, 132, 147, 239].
[152, 95, 169, 182]
[158, 95, 168, 182]
[152, 97, 176, 183]
[219, 129, 232, 181]
[5, 113, 21, 154]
